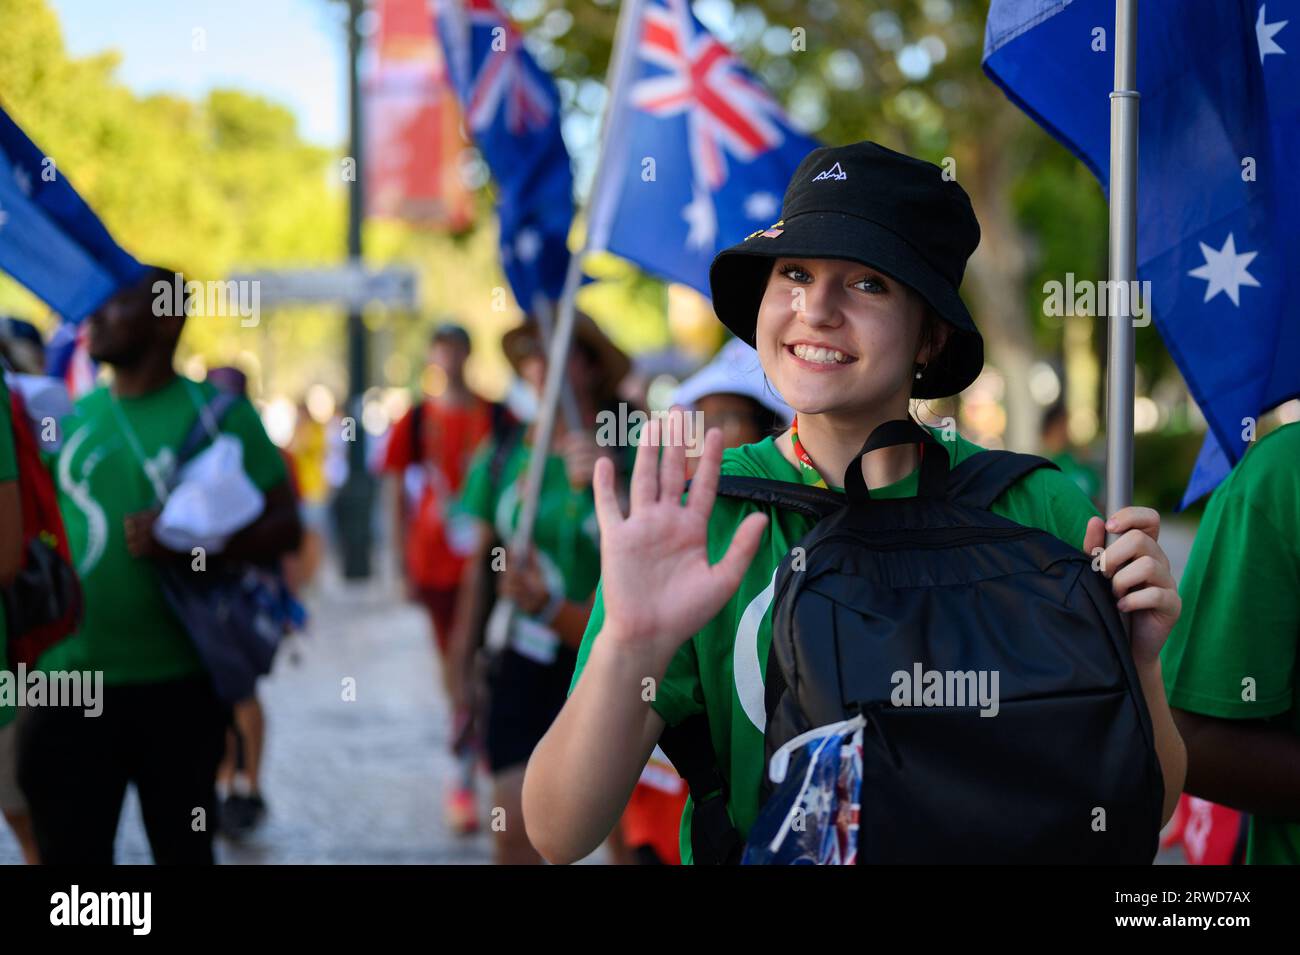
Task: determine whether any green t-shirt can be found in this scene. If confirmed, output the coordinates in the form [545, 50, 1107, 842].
[457, 436, 602, 662]
[42, 376, 288, 685]
[1161, 421, 1300, 865]
[571, 428, 1100, 864]
[1050, 450, 1102, 505]
[0, 374, 18, 728]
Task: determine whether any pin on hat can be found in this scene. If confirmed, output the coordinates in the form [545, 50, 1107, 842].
[709, 141, 984, 399]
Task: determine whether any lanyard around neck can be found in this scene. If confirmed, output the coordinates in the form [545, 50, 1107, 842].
[788, 416, 830, 490]
[789, 415, 926, 492]
[107, 378, 212, 506]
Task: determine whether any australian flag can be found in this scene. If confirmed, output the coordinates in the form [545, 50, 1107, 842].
[588, 0, 820, 296]
[0, 104, 142, 324]
[433, 0, 573, 310]
[984, 1, 1299, 506]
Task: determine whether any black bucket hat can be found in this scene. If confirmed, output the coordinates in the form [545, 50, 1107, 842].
[708, 141, 983, 399]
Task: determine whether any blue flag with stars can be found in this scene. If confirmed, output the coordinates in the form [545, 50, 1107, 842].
[0, 103, 143, 322]
[588, 0, 820, 296]
[984, 0, 1299, 506]
[434, 0, 573, 311]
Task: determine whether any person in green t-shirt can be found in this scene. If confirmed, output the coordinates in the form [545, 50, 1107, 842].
[1041, 400, 1102, 508]
[445, 313, 632, 865]
[15, 266, 301, 866]
[523, 141, 1187, 865]
[1163, 421, 1300, 864]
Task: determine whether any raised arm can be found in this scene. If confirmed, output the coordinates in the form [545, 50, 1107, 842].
[522, 412, 768, 864]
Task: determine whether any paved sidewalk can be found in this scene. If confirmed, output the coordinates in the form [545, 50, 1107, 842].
[0, 568, 496, 865]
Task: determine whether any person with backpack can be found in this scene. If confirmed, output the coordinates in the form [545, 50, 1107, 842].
[610, 338, 795, 865]
[16, 266, 301, 865]
[1, 321, 77, 865]
[446, 314, 631, 863]
[522, 141, 1186, 865]
[203, 364, 307, 839]
[0, 368, 37, 864]
[381, 322, 497, 834]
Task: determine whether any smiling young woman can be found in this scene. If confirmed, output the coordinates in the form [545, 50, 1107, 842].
[522, 141, 1185, 865]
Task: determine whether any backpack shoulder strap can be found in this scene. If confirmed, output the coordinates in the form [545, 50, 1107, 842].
[409, 398, 425, 465]
[709, 475, 844, 521]
[486, 418, 523, 495]
[945, 450, 1059, 511]
[657, 714, 744, 865]
[177, 389, 242, 467]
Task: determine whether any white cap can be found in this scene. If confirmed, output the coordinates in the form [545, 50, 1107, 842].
[671, 338, 793, 423]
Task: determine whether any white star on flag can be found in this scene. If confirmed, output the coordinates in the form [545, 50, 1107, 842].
[1257, 4, 1287, 62]
[744, 191, 779, 221]
[515, 227, 542, 264]
[682, 183, 716, 251]
[0, 203, 8, 231]
[1188, 232, 1261, 306]
[13, 165, 32, 196]
[806, 782, 835, 820]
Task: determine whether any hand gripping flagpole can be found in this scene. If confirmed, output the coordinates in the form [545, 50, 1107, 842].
[1105, 0, 1139, 531]
[485, 0, 646, 651]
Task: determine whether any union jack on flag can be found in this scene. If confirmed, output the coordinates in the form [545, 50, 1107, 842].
[460, 0, 553, 135]
[589, 0, 818, 296]
[631, 0, 791, 191]
[433, 0, 574, 308]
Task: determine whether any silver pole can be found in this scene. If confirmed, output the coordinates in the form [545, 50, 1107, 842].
[485, 0, 645, 650]
[531, 293, 583, 433]
[1105, 0, 1139, 528]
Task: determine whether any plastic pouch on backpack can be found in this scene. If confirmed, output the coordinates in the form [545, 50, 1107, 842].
[742, 714, 864, 865]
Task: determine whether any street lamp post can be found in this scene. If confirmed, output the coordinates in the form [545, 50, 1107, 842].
[334, 0, 375, 579]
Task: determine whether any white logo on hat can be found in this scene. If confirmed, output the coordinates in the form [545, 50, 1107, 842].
[811, 162, 847, 182]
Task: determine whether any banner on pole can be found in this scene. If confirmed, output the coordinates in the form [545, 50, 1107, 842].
[365, 0, 476, 230]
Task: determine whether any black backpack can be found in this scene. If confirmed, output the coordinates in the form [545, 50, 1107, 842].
[662, 419, 1164, 864]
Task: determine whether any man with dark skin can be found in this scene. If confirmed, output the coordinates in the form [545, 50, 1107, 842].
[17, 266, 301, 865]
[98, 278, 301, 564]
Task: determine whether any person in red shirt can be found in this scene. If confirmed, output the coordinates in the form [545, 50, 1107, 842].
[383, 324, 494, 664]
[381, 324, 495, 833]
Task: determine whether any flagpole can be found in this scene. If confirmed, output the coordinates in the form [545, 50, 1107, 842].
[485, 0, 646, 651]
[1105, 0, 1139, 528]
[531, 292, 583, 432]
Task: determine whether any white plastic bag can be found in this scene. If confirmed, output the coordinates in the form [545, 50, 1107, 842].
[153, 434, 265, 554]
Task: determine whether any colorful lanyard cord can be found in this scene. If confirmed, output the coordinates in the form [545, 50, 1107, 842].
[789, 415, 925, 492]
[788, 415, 829, 489]
[108, 378, 215, 506]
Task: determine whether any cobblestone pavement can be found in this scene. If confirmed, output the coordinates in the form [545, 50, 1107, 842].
[1, 518, 1200, 865]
